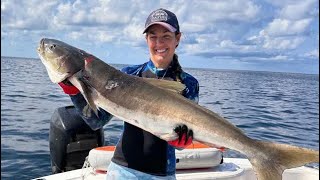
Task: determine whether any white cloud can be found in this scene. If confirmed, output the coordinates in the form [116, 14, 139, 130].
[182, 33, 221, 54]
[279, 0, 318, 20]
[92, 31, 114, 42]
[177, 0, 260, 34]
[68, 31, 83, 40]
[122, 23, 145, 46]
[242, 54, 290, 61]
[273, 55, 288, 60]
[1, 0, 261, 42]
[247, 0, 316, 53]
[218, 40, 252, 51]
[181, 23, 206, 33]
[263, 36, 305, 50]
[1, 0, 58, 30]
[263, 18, 312, 36]
[1, 0, 319, 74]
[305, 49, 319, 58]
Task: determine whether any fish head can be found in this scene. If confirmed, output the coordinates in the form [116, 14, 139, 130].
[37, 38, 85, 83]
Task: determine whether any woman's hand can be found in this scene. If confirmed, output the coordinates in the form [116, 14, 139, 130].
[168, 125, 193, 149]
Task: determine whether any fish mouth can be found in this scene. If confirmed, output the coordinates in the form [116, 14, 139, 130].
[40, 38, 45, 47]
[37, 38, 45, 54]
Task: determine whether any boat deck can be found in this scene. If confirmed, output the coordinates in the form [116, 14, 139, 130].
[33, 158, 319, 180]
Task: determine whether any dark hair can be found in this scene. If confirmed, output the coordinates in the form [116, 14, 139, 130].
[175, 32, 181, 48]
[172, 54, 183, 83]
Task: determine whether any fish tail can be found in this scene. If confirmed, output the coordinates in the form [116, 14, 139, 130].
[248, 140, 319, 180]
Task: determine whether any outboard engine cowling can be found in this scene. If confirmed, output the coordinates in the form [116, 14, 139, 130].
[49, 106, 104, 174]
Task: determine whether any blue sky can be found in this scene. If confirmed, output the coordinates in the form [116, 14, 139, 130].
[1, 0, 319, 74]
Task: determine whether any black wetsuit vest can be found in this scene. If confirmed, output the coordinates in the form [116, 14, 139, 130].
[111, 65, 177, 176]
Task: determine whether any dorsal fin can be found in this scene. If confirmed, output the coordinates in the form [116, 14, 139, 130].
[142, 78, 186, 94]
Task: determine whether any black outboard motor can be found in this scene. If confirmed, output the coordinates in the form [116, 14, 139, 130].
[49, 106, 104, 174]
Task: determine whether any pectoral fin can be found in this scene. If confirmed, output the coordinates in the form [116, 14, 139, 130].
[68, 72, 99, 117]
[143, 78, 186, 94]
[78, 80, 99, 117]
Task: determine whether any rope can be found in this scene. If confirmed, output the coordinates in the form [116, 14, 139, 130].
[80, 156, 96, 180]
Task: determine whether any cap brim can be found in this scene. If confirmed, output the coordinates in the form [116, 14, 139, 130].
[143, 22, 177, 33]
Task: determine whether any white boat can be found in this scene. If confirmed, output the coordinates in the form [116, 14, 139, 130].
[34, 157, 318, 180]
[35, 142, 318, 180]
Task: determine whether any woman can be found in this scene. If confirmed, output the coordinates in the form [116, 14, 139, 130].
[58, 8, 199, 179]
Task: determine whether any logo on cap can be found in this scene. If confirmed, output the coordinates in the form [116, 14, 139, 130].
[151, 9, 168, 22]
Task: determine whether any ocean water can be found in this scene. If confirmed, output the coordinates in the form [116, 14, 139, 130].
[1, 56, 319, 179]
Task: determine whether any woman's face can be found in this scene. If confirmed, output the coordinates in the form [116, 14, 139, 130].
[146, 24, 181, 69]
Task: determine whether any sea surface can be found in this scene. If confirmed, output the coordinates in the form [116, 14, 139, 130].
[1, 56, 319, 179]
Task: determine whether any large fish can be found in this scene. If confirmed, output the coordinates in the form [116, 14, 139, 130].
[37, 38, 319, 180]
